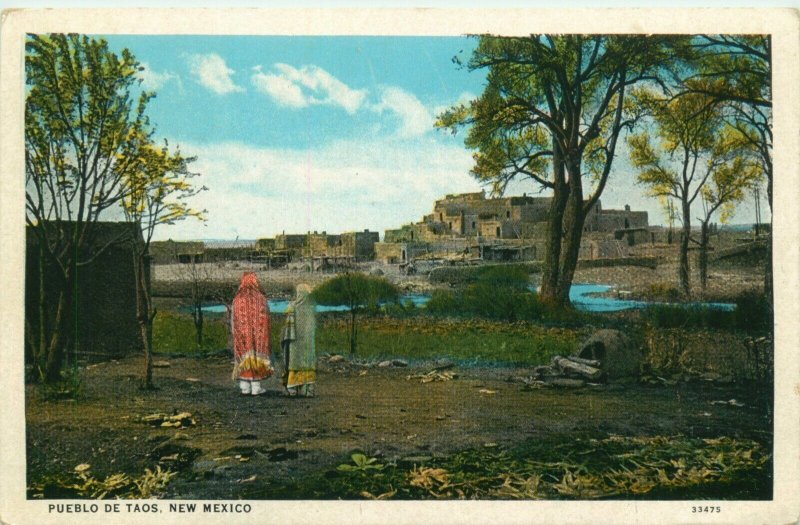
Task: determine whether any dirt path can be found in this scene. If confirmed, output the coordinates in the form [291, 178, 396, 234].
[26, 355, 771, 499]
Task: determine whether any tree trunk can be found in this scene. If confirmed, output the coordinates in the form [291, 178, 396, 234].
[553, 171, 586, 307]
[699, 220, 709, 292]
[43, 284, 70, 383]
[679, 202, 691, 297]
[193, 304, 204, 349]
[134, 251, 155, 389]
[140, 318, 154, 389]
[349, 309, 357, 355]
[539, 154, 567, 306]
[765, 172, 773, 318]
[36, 242, 48, 381]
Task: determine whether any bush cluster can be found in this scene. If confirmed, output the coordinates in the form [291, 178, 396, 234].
[644, 291, 771, 333]
[426, 264, 552, 322]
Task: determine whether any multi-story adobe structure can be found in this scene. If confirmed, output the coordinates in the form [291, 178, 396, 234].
[376, 191, 649, 264]
[260, 230, 380, 262]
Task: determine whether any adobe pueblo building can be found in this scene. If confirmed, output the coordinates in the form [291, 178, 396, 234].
[375, 191, 651, 265]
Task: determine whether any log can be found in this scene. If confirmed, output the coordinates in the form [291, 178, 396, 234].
[533, 365, 560, 377]
[548, 378, 585, 388]
[565, 355, 601, 368]
[552, 356, 603, 380]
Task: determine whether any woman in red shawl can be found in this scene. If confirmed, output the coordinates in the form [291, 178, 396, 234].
[230, 272, 273, 395]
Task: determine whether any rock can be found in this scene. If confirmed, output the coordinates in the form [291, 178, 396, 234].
[328, 355, 345, 363]
[266, 447, 298, 462]
[153, 361, 171, 368]
[575, 329, 641, 379]
[432, 359, 454, 371]
[548, 378, 585, 388]
[369, 267, 385, 276]
[377, 360, 392, 368]
[391, 359, 409, 367]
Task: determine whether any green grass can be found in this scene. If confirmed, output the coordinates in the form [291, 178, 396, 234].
[317, 316, 579, 366]
[152, 311, 579, 365]
[152, 312, 228, 355]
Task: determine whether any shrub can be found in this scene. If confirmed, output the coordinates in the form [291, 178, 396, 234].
[475, 264, 531, 290]
[428, 263, 540, 286]
[643, 283, 683, 302]
[312, 272, 399, 355]
[425, 289, 461, 314]
[644, 290, 771, 334]
[644, 304, 733, 330]
[426, 283, 545, 322]
[733, 291, 771, 333]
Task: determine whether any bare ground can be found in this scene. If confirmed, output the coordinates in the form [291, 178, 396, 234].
[26, 353, 771, 499]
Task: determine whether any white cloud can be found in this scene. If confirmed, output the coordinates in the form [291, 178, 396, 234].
[138, 62, 178, 91]
[250, 63, 444, 138]
[251, 63, 367, 114]
[153, 137, 477, 240]
[251, 66, 307, 108]
[372, 86, 434, 138]
[188, 53, 244, 95]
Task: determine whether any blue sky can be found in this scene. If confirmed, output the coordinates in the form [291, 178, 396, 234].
[101, 35, 768, 241]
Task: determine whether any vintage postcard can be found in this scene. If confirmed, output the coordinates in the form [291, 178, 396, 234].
[1, 7, 798, 525]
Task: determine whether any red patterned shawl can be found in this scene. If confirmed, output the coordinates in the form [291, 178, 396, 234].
[231, 272, 272, 380]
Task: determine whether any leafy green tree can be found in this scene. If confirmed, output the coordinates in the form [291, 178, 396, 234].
[681, 35, 772, 299]
[628, 90, 762, 294]
[627, 89, 721, 296]
[25, 34, 151, 382]
[437, 35, 675, 309]
[696, 133, 763, 290]
[120, 139, 205, 389]
[312, 273, 399, 355]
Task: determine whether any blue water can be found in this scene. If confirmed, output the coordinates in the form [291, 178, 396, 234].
[197, 284, 735, 314]
[567, 284, 735, 312]
[200, 300, 350, 314]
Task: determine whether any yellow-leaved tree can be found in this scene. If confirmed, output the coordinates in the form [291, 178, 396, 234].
[121, 138, 206, 389]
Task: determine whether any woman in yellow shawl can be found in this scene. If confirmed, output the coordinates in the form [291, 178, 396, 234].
[281, 283, 317, 397]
